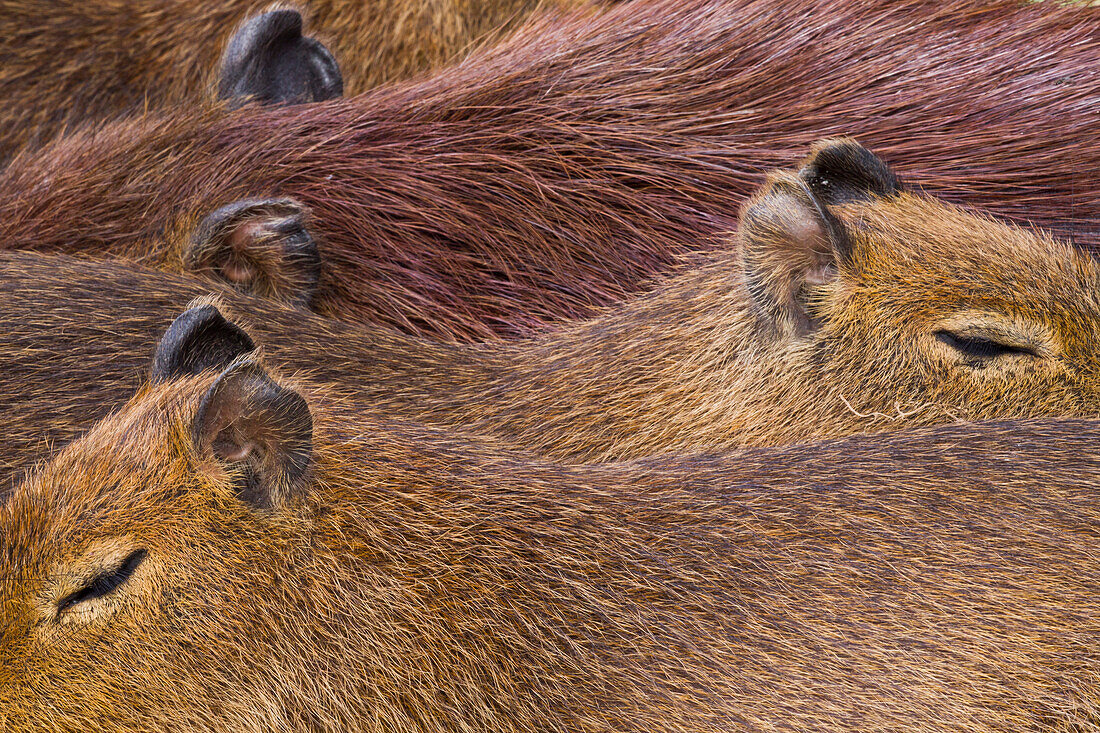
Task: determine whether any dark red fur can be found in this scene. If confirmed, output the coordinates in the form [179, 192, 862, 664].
[1, 0, 1096, 340]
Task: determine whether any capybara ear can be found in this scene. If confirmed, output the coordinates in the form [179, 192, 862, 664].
[184, 198, 321, 307]
[192, 360, 313, 510]
[216, 9, 343, 108]
[741, 171, 853, 337]
[798, 137, 901, 206]
[151, 305, 256, 383]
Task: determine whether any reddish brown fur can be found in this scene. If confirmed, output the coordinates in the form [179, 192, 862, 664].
[4, 147, 1100, 490]
[3, 363, 1100, 731]
[0, 0, 1095, 340]
[0, 0, 588, 165]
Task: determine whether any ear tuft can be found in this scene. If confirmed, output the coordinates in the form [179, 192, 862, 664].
[740, 172, 851, 337]
[798, 137, 900, 206]
[185, 198, 321, 307]
[217, 9, 343, 108]
[152, 305, 255, 383]
[193, 360, 313, 510]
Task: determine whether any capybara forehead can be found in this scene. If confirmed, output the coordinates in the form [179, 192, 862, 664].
[837, 193, 1100, 293]
[0, 471, 141, 595]
[6, 376, 213, 534]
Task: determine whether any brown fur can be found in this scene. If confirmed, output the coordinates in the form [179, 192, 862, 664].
[0, 0, 589, 165]
[3, 148, 1100, 490]
[0, 0, 1095, 340]
[3, 361, 1100, 731]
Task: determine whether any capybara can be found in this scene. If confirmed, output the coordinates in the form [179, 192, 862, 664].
[0, 0, 1095, 340]
[4, 141, 1100, 489]
[3, 323, 1100, 731]
[215, 9, 343, 108]
[0, 0, 590, 165]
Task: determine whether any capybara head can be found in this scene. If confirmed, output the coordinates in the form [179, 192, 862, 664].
[437, 137, 1100, 460]
[0, 321, 325, 730]
[7, 310, 1100, 731]
[741, 138, 1100, 435]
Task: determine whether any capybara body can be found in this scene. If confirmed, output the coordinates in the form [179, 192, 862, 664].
[3, 348, 1100, 731]
[0, 0, 585, 165]
[4, 143, 1100, 485]
[0, 0, 1095, 340]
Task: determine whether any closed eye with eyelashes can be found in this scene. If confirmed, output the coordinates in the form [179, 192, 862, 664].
[934, 330, 1040, 360]
[56, 549, 147, 618]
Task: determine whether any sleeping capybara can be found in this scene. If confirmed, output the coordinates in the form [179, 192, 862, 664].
[3, 141, 1100, 489]
[0, 0, 591, 165]
[0, 0, 1095, 340]
[3, 324, 1100, 731]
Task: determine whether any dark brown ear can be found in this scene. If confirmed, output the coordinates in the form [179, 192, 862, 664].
[798, 137, 901, 206]
[152, 305, 255, 383]
[740, 171, 853, 337]
[217, 9, 342, 107]
[184, 198, 321, 307]
[193, 360, 313, 510]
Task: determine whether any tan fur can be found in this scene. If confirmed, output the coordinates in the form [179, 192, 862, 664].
[3, 148, 1100, 488]
[0, 0, 590, 164]
[3, 364, 1100, 731]
[154, 161, 1100, 460]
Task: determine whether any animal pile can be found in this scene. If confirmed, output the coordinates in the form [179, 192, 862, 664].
[1, 0, 1098, 730]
